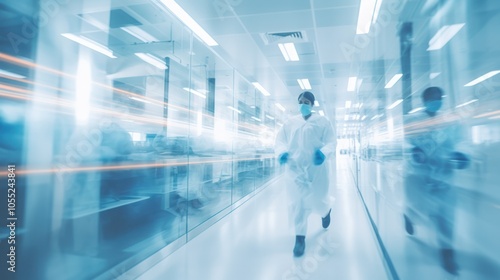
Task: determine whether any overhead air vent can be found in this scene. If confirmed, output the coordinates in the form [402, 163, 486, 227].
[260, 31, 308, 45]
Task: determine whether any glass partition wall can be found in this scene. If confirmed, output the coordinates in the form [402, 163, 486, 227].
[350, 0, 500, 279]
[0, 1, 276, 279]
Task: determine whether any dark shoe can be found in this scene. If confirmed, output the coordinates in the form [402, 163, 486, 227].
[293, 235, 305, 257]
[322, 208, 331, 229]
[404, 214, 414, 235]
[440, 248, 459, 275]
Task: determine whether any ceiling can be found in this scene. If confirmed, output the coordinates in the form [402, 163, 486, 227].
[172, 0, 414, 121]
[59, 0, 410, 121]
[3, 0, 500, 128]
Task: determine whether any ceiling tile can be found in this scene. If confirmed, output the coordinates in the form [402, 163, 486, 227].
[128, 3, 169, 24]
[231, 0, 310, 16]
[313, 0, 359, 9]
[314, 7, 359, 27]
[239, 11, 314, 33]
[201, 17, 246, 36]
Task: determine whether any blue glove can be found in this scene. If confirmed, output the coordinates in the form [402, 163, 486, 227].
[313, 150, 325, 165]
[279, 152, 289, 165]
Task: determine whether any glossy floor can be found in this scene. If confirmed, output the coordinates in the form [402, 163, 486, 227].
[136, 159, 388, 280]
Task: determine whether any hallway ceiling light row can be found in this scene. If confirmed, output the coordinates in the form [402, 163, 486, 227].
[356, 0, 384, 34]
[159, 0, 218, 46]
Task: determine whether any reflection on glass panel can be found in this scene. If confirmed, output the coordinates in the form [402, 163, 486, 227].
[232, 73, 255, 202]
[353, 0, 500, 279]
[0, 1, 277, 279]
[185, 39, 234, 232]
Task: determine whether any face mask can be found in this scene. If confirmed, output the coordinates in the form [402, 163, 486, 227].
[299, 104, 312, 116]
[425, 100, 442, 113]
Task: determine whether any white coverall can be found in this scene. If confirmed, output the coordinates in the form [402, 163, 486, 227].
[275, 114, 337, 235]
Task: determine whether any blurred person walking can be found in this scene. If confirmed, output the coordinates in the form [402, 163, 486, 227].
[275, 91, 337, 257]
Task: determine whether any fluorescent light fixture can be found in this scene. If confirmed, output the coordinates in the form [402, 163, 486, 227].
[183, 87, 206, 98]
[356, 0, 377, 34]
[159, 0, 218, 46]
[130, 97, 152, 103]
[278, 44, 289, 61]
[275, 103, 286, 112]
[345, 100, 352, 108]
[251, 116, 261, 122]
[464, 70, 500, 87]
[227, 106, 241, 114]
[297, 79, 311, 90]
[278, 43, 299, 61]
[347, 76, 357, 91]
[135, 53, 167, 69]
[370, 114, 383, 120]
[0, 69, 26, 79]
[385, 74, 403, 88]
[430, 72, 440, 79]
[409, 107, 424, 114]
[61, 33, 116, 58]
[361, 115, 367, 120]
[121, 26, 159, 42]
[277, 122, 283, 127]
[387, 99, 403, 109]
[265, 114, 275, 120]
[285, 43, 299, 61]
[319, 110, 325, 116]
[314, 101, 319, 107]
[456, 99, 478, 108]
[372, 0, 383, 24]
[427, 23, 465, 51]
[252, 82, 271, 96]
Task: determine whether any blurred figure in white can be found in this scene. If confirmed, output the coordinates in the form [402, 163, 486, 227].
[274, 91, 337, 257]
[403, 87, 470, 275]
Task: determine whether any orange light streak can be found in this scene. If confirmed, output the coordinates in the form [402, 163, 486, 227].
[0, 52, 265, 133]
[0, 155, 275, 177]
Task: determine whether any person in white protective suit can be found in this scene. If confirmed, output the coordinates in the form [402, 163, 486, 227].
[274, 91, 337, 257]
[403, 86, 470, 275]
